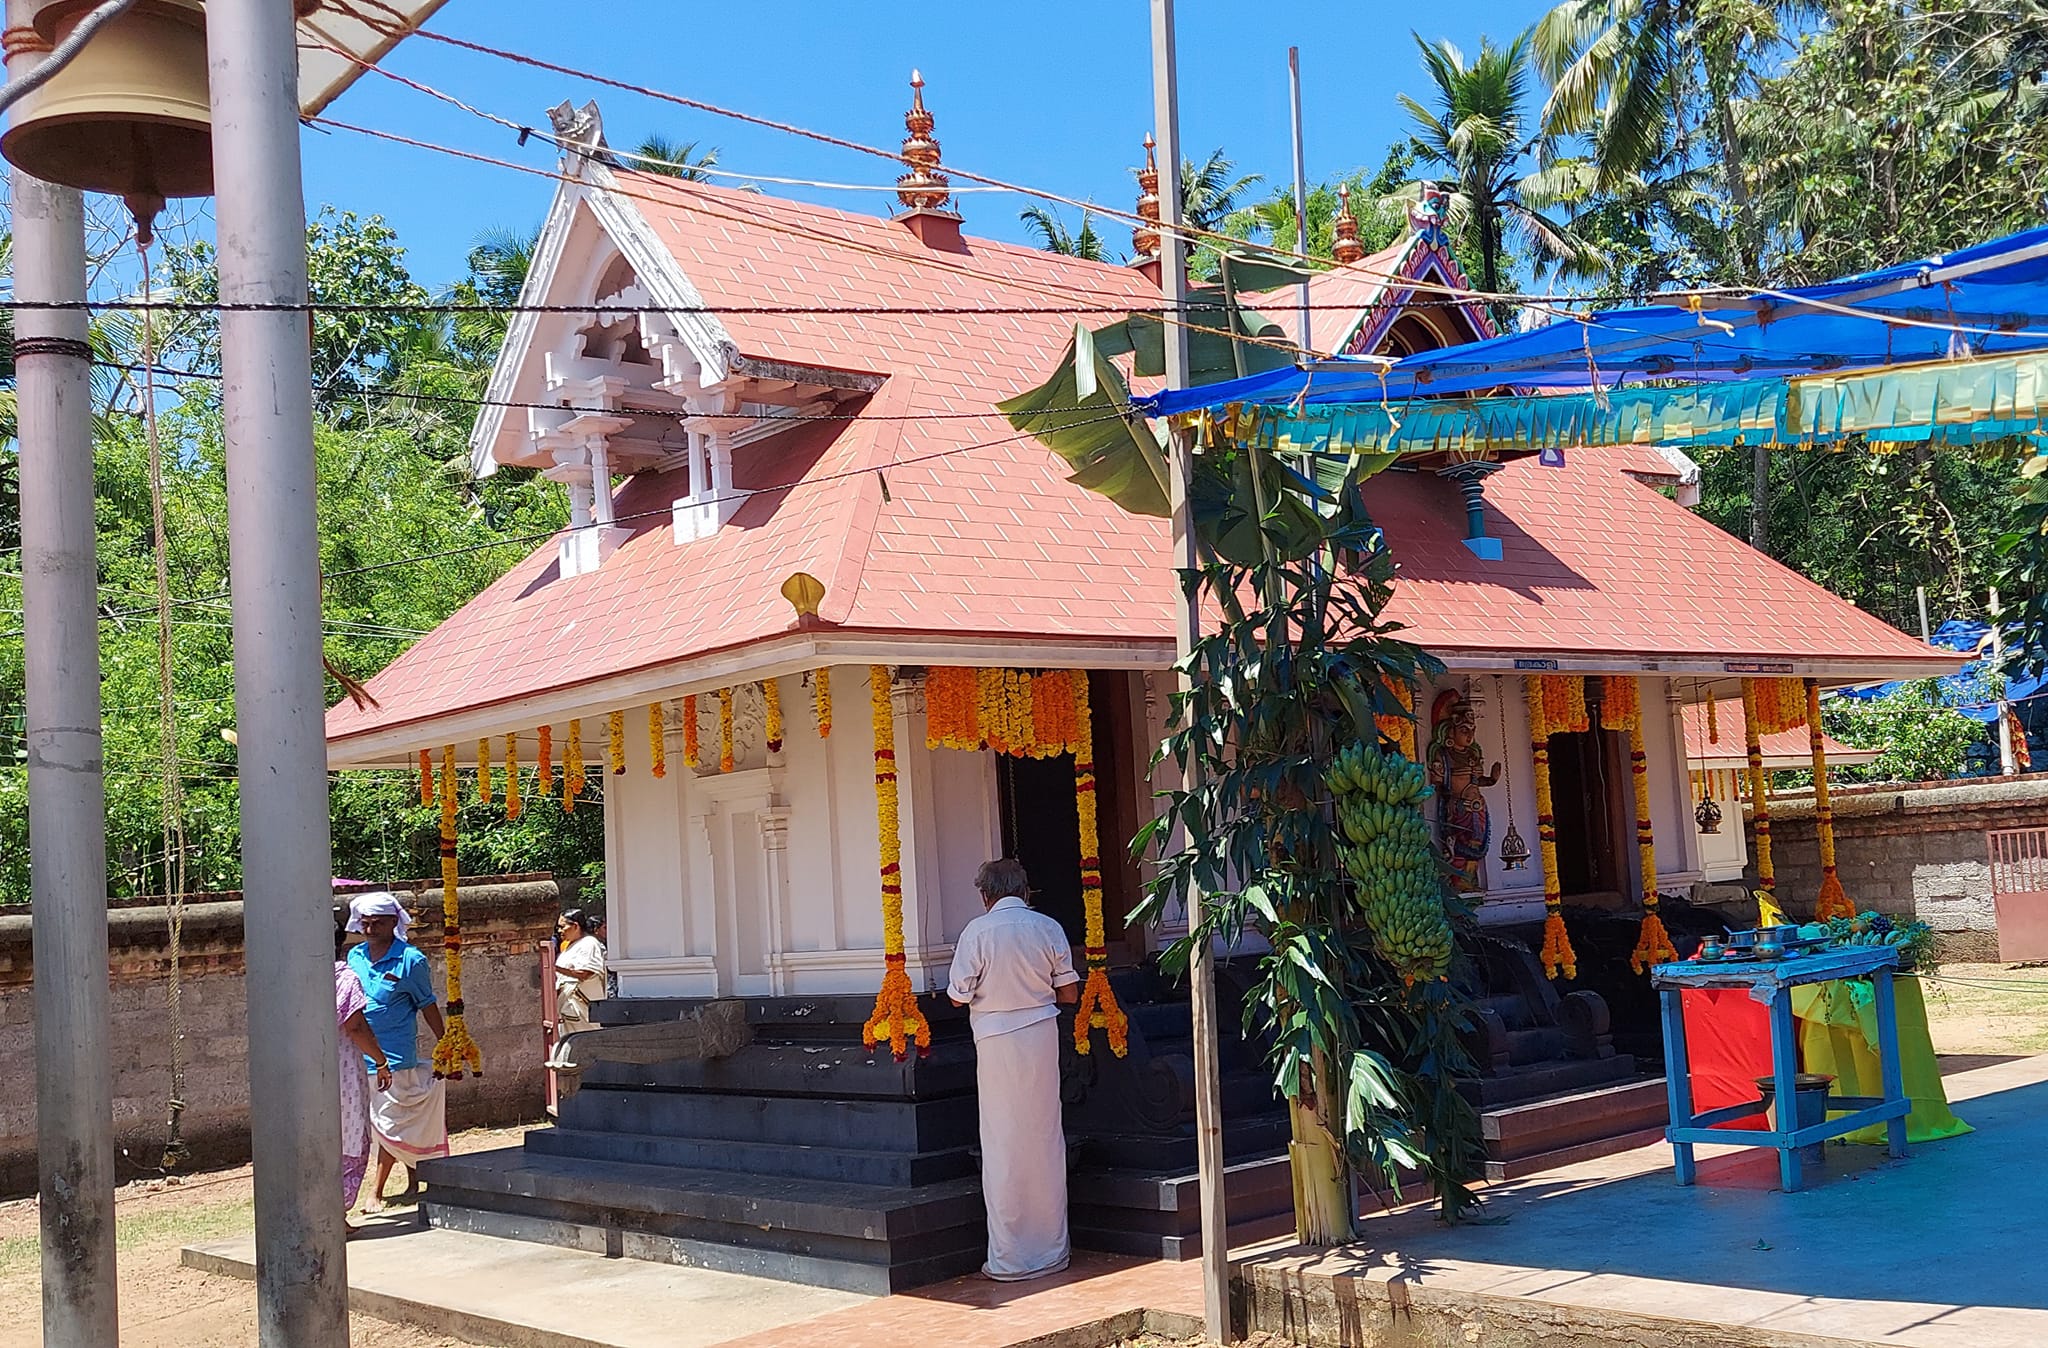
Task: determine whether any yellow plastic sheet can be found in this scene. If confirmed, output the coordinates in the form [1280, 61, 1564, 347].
[1792, 977, 1972, 1146]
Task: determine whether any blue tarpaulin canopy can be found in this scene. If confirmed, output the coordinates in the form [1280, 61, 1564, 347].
[1137, 224, 2048, 428]
[1835, 620, 2030, 723]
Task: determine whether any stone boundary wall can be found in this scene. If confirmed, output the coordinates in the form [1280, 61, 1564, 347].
[0, 877, 558, 1197]
[1746, 775, 2048, 961]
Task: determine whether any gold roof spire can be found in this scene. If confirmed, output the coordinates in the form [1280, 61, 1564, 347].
[1332, 183, 1364, 265]
[1132, 132, 1161, 260]
[895, 69, 951, 212]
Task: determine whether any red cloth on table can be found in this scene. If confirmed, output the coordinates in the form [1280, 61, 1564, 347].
[1679, 987, 1771, 1129]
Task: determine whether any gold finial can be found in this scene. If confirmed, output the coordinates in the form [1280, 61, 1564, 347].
[895, 69, 950, 212]
[1332, 183, 1364, 265]
[781, 571, 827, 621]
[1133, 132, 1161, 259]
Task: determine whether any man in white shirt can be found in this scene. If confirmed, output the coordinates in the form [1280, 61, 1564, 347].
[946, 858, 1081, 1281]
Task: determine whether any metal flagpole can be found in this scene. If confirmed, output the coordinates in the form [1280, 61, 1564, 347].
[1288, 46, 1309, 353]
[8, 14, 122, 1339]
[203, 0, 349, 1341]
[1992, 588, 2017, 777]
[1150, 2, 1230, 1340]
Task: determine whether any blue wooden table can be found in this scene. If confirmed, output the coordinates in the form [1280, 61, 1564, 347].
[1652, 944, 1908, 1192]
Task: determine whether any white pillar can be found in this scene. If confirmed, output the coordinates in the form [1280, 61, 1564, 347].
[9, 19, 121, 1333]
[204, 0, 349, 1340]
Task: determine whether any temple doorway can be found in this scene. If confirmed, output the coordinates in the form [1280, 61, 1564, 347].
[1547, 725, 1631, 900]
[996, 671, 1138, 958]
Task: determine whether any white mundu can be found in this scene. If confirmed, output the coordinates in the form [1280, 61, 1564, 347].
[946, 892, 1081, 1281]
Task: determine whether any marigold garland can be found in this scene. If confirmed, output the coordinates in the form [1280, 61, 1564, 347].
[431, 745, 482, 1080]
[813, 668, 833, 739]
[718, 687, 736, 772]
[1375, 674, 1418, 758]
[504, 733, 522, 821]
[1807, 679, 1856, 921]
[418, 749, 433, 808]
[536, 725, 553, 798]
[476, 737, 493, 803]
[862, 665, 931, 1060]
[764, 678, 784, 755]
[925, 666, 978, 750]
[608, 710, 626, 776]
[1705, 696, 1720, 745]
[1069, 670, 1129, 1056]
[924, 667, 1086, 757]
[565, 718, 585, 813]
[1599, 673, 1640, 731]
[1525, 677, 1576, 980]
[1749, 677, 1809, 737]
[1606, 677, 1677, 973]
[682, 694, 700, 768]
[1740, 680, 1774, 896]
[1540, 674, 1590, 736]
[648, 703, 667, 779]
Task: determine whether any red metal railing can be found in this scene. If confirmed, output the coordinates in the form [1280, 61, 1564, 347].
[1987, 827, 2048, 962]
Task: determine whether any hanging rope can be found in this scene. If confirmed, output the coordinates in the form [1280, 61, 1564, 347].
[139, 242, 191, 1172]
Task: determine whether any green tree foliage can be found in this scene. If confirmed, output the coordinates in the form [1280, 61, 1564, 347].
[1017, 204, 1112, 261]
[0, 210, 599, 905]
[1823, 681, 1982, 784]
[1219, 144, 1421, 266]
[628, 135, 720, 181]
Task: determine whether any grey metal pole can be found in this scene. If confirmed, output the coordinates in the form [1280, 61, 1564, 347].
[10, 17, 122, 1339]
[1916, 586, 1931, 644]
[1992, 587, 2017, 777]
[1151, 2, 1230, 1339]
[1288, 46, 1309, 351]
[203, 1, 349, 1342]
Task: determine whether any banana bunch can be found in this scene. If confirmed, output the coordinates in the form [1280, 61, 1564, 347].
[1330, 739, 1453, 984]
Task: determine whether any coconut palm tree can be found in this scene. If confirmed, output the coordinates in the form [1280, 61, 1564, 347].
[1397, 31, 1586, 303]
[628, 135, 721, 181]
[1017, 205, 1111, 261]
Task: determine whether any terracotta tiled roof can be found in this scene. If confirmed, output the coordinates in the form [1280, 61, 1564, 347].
[1681, 699, 1882, 768]
[324, 177, 1957, 756]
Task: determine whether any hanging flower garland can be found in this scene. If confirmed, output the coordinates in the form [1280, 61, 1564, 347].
[648, 703, 667, 779]
[1376, 674, 1417, 759]
[862, 665, 930, 1060]
[926, 666, 978, 750]
[1069, 670, 1128, 1056]
[1540, 674, 1590, 736]
[1705, 696, 1720, 745]
[608, 710, 626, 776]
[536, 725, 553, 799]
[682, 694, 700, 768]
[1740, 679, 1775, 898]
[1605, 677, 1676, 973]
[1749, 677, 1809, 737]
[924, 667, 1086, 757]
[1525, 677, 1576, 980]
[476, 737, 494, 803]
[504, 733, 522, 821]
[764, 678, 784, 755]
[814, 668, 833, 739]
[418, 749, 433, 808]
[431, 745, 482, 1080]
[564, 718, 585, 813]
[718, 687, 736, 772]
[1807, 679, 1856, 920]
[976, 667, 1010, 755]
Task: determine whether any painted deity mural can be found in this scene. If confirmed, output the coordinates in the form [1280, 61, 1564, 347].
[1427, 689, 1499, 894]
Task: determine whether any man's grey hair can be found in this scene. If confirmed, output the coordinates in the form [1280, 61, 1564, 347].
[975, 857, 1030, 902]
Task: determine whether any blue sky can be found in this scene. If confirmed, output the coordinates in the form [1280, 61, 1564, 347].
[301, 0, 1548, 290]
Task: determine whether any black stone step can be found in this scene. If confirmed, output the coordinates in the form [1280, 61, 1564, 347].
[1476, 993, 1536, 1028]
[1480, 1076, 1667, 1164]
[528, 1125, 979, 1188]
[1456, 1053, 1639, 1109]
[1069, 1155, 1296, 1260]
[558, 1083, 978, 1154]
[417, 1147, 985, 1296]
[581, 1039, 977, 1102]
[1504, 1026, 1567, 1066]
[1075, 1114, 1291, 1171]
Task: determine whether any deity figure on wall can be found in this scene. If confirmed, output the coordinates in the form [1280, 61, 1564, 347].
[1428, 689, 1501, 895]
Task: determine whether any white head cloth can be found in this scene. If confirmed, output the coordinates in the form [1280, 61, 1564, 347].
[346, 891, 411, 942]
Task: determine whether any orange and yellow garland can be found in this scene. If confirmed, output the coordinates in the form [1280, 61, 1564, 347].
[504, 733, 522, 821]
[1740, 680, 1774, 898]
[536, 725, 553, 798]
[1806, 679, 1856, 920]
[814, 668, 832, 739]
[418, 749, 433, 808]
[608, 710, 626, 776]
[649, 703, 667, 779]
[565, 718, 584, 812]
[431, 746, 482, 1080]
[764, 678, 784, 755]
[1539, 674, 1590, 736]
[862, 665, 931, 1060]
[1069, 671, 1129, 1056]
[682, 694, 700, 768]
[1376, 674, 1418, 758]
[1603, 676, 1675, 972]
[476, 737, 493, 803]
[717, 687, 736, 773]
[926, 667, 1086, 757]
[1525, 677, 1576, 979]
[1748, 677, 1809, 737]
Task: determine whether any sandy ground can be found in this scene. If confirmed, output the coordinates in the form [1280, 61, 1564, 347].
[0, 1125, 529, 1348]
[1920, 962, 2048, 1057]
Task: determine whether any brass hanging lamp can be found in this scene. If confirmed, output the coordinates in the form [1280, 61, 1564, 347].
[1691, 678, 1724, 834]
[1494, 676, 1530, 870]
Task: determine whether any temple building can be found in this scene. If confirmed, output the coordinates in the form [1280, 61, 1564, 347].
[324, 81, 1958, 1289]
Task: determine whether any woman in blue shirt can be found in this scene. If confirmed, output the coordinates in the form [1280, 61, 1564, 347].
[345, 892, 447, 1210]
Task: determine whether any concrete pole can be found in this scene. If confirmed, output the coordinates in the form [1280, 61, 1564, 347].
[1916, 585, 1931, 644]
[203, 1, 349, 1342]
[1992, 588, 2017, 777]
[1150, 3, 1230, 1340]
[9, 19, 122, 1338]
[1288, 47, 1309, 351]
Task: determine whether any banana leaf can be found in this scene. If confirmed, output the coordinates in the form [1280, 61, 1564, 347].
[997, 323, 1172, 518]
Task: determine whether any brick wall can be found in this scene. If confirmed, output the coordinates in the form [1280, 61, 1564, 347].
[1747, 776, 2048, 961]
[0, 877, 558, 1197]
